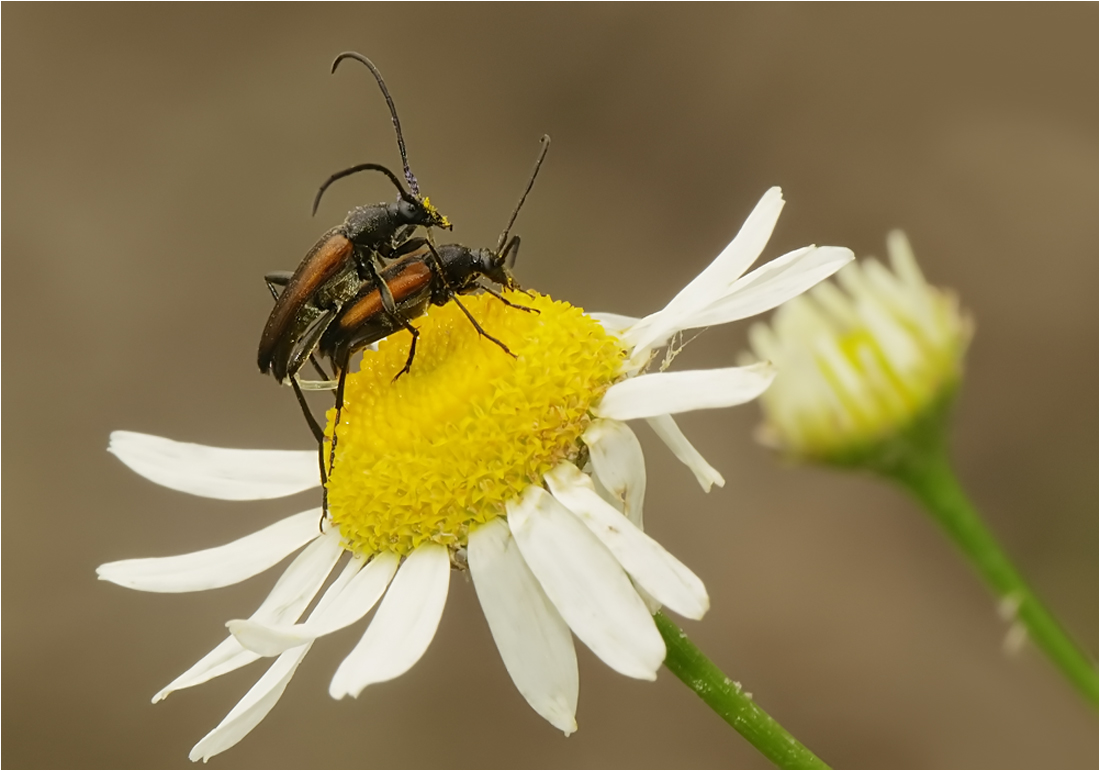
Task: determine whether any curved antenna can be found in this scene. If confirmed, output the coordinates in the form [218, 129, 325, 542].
[312, 162, 411, 217]
[332, 52, 420, 198]
[496, 135, 551, 254]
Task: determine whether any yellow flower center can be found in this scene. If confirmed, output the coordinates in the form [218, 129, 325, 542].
[325, 291, 627, 557]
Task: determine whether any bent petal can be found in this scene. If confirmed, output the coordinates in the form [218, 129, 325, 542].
[152, 530, 343, 702]
[108, 431, 319, 500]
[545, 463, 709, 620]
[229, 552, 399, 656]
[686, 245, 854, 329]
[507, 486, 665, 681]
[329, 544, 450, 699]
[468, 519, 579, 735]
[626, 187, 785, 353]
[97, 509, 323, 593]
[645, 414, 725, 492]
[188, 554, 363, 761]
[588, 312, 641, 336]
[189, 644, 310, 763]
[595, 363, 776, 421]
[582, 419, 646, 527]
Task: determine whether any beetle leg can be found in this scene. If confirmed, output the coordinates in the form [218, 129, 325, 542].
[481, 284, 539, 314]
[264, 270, 293, 297]
[311, 359, 332, 381]
[496, 239, 537, 299]
[322, 358, 352, 528]
[288, 376, 326, 446]
[356, 254, 424, 380]
[501, 235, 521, 269]
[422, 240, 517, 360]
[291, 377, 329, 521]
[391, 236, 428, 259]
[498, 236, 535, 298]
[394, 224, 418, 247]
[391, 316, 421, 381]
[359, 252, 400, 317]
[449, 291, 516, 359]
[285, 308, 338, 384]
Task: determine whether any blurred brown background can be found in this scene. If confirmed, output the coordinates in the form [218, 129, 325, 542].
[3, 5, 1096, 769]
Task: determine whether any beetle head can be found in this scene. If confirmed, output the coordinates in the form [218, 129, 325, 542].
[399, 195, 451, 231]
[476, 247, 516, 289]
[435, 244, 509, 292]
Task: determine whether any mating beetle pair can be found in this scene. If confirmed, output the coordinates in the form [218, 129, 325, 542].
[257, 52, 549, 493]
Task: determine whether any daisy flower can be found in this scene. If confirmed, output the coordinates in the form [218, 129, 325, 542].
[98, 186, 853, 762]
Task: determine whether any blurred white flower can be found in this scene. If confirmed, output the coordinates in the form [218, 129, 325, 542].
[744, 230, 972, 462]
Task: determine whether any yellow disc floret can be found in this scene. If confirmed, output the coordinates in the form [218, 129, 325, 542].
[325, 291, 627, 557]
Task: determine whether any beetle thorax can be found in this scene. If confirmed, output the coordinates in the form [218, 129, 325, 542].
[342, 203, 405, 249]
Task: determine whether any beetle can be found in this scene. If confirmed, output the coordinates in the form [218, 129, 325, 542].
[258, 52, 451, 445]
[317, 136, 551, 490]
[257, 163, 448, 384]
[322, 134, 550, 384]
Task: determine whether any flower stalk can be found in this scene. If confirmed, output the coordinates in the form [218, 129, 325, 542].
[860, 393, 1099, 707]
[747, 234, 1096, 706]
[655, 612, 829, 770]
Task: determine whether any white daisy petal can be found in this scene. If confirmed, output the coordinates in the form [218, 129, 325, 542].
[507, 486, 665, 680]
[153, 638, 258, 704]
[108, 431, 319, 500]
[249, 526, 344, 618]
[583, 419, 646, 528]
[626, 187, 785, 352]
[595, 363, 776, 421]
[189, 643, 310, 763]
[584, 471, 662, 612]
[188, 553, 363, 762]
[588, 312, 641, 335]
[589, 472, 622, 513]
[685, 245, 855, 329]
[97, 509, 323, 593]
[229, 552, 399, 656]
[545, 463, 709, 621]
[645, 414, 725, 492]
[152, 530, 343, 702]
[329, 543, 450, 699]
[468, 519, 579, 735]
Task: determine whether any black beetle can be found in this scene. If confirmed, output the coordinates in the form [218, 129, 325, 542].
[258, 52, 451, 391]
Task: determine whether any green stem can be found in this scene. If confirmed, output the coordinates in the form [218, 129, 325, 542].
[887, 444, 1098, 707]
[655, 612, 830, 769]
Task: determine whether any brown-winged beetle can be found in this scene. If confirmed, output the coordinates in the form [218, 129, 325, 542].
[312, 135, 551, 508]
[257, 52, 451, 430]
[258, 54, 549, 521]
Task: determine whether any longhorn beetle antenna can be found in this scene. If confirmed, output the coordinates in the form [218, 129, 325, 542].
[312, 162, 413, 216]
[495, 135, 551, 255]
[332, 52, 420, 197]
